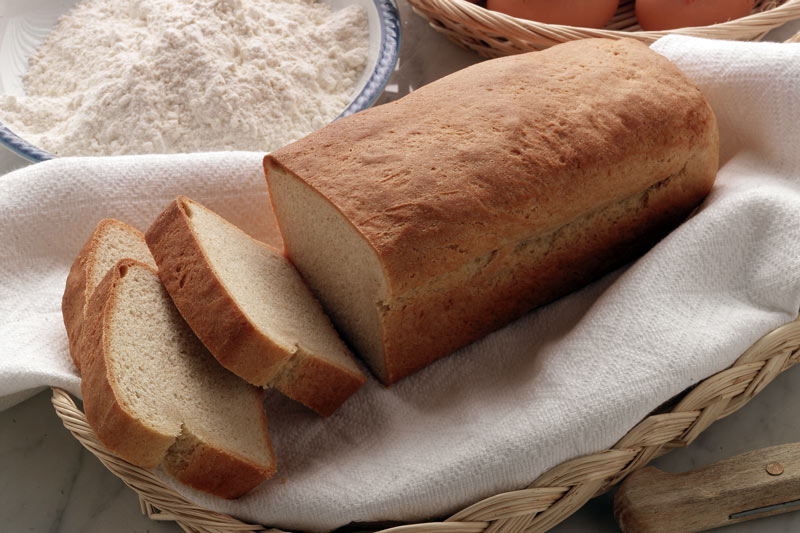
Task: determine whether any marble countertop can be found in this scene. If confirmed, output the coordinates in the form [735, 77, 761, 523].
[2, 2, 800, 531]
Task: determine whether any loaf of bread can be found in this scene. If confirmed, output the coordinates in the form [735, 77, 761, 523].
[264, 38, 719, 384]
[145, 196, 365, 416]
[62, 219, 156, 370]
[79, 258, 276, 498]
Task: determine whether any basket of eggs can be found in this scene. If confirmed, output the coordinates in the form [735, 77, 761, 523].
[407, 0, 800, 57]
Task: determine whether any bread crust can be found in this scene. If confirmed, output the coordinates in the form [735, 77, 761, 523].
[163, 420, 276, 500]
[62, 238, 91, 371]
[79, 259, 178, 468]
[265, 38, 719, 384]
[145, 196, 365, 415]
[381, 159, 715, 381]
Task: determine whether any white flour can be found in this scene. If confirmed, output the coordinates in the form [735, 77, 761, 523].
[0, 0, 368, 156]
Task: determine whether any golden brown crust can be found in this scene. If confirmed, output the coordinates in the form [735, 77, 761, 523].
[79, 259, 176, 468]
[266, 38, 719, 384]
[145, 197, 292, 385]
[62, 241, 91, 371]
[381, 157, 716, 382]
[146, 195, 365, 415]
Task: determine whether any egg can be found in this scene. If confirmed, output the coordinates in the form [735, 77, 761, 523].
[485, 0, 620, 29]
[636, 0, 755, 31]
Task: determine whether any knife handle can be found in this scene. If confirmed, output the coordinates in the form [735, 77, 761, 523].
[614, 442, 800, 533]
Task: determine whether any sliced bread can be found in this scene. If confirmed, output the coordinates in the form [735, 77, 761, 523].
[145, 196, 365, 417]
[79, 259, 276, 498]
[62, 219, 156, 370]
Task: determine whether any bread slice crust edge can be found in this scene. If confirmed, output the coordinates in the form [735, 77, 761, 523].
[78, 258, 277, 498]
[145, 197, 293, 386]
[163, 424, 276, 500]
[268, 347, 365, 417]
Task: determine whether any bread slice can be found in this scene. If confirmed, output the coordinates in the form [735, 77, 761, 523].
[264, 38, 719, 384]
[62, 219, 156, 370]
[79, 259, 276, 498]
[145, 196, 365, 417]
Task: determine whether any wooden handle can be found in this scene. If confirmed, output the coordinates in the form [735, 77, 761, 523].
[614, 442, 800, 533]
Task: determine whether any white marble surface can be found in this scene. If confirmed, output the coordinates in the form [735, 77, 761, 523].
[2, 2, 800, 531]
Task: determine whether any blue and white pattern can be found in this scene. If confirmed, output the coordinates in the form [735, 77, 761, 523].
[337, 0, 401, 119]
[0, 123, 55, 162]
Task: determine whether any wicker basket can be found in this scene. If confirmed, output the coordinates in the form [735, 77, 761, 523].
[407, 0, 800, 57]
[51, 315, 800, 533]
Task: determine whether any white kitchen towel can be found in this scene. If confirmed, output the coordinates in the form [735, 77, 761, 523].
[1, 35, 800, 531]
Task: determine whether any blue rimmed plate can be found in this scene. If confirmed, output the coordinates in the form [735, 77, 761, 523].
[0, 0, 401, 162]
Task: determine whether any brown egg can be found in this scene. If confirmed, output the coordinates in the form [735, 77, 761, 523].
[485, 0, 620, 29]
[636, 0, 755, 31]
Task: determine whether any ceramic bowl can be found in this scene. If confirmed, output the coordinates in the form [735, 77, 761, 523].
[0, 0, 400, 161]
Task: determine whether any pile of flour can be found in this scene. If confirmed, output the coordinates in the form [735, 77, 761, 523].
[0, 0, 368, 156]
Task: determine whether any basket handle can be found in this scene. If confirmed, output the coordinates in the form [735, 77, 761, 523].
[786, 31, 800, 42]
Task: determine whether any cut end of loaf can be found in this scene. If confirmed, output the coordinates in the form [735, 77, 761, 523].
[265, 159, 392, 383]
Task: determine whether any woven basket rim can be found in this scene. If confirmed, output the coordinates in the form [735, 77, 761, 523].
[51, 316, 800, 533]
[407, 0, 800, 57]
[436, 0, 800, 35]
